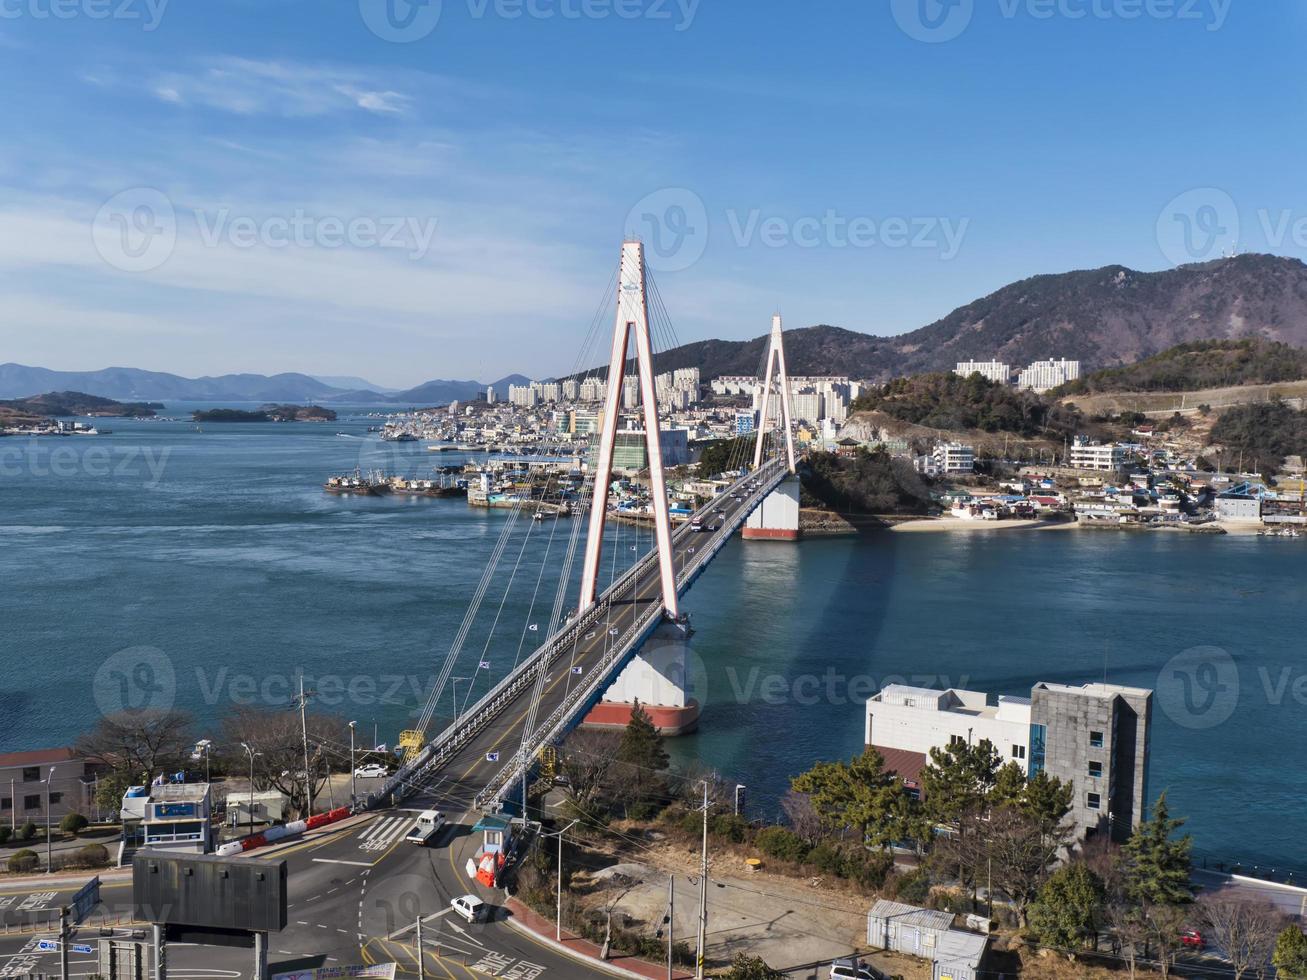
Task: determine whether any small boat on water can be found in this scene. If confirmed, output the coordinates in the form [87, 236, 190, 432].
[324, 469, 391, 496]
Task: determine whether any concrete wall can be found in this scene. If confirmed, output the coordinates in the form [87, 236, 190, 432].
[743, 474, 801, 540]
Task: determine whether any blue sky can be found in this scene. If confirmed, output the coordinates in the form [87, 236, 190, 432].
[0, 0, 1302, 386]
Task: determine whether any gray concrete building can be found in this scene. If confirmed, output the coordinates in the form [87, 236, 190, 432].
[1030, 682, 1152, 843]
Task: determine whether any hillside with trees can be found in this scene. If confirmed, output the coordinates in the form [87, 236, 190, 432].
[1209, 401, 1307, 472]
[1056, 340, 1307, 396]
[850, 372, 1083, 440]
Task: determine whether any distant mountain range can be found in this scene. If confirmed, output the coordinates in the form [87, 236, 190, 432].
[12, 255, 1307, 400]
[644, 254, 1307, 381]
[0, 364, 532, 406]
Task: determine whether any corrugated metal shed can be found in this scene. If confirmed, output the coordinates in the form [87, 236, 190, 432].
[867, 899, 953, 932]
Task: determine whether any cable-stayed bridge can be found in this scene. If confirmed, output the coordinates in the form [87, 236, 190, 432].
[373, 241, 799, 817]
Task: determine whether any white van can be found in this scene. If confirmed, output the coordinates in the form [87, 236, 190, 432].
[405, 809, 447, 847]
[451, 894, 486, 923]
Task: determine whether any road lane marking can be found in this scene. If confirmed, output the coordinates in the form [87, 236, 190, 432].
[312, 858, 374, 867]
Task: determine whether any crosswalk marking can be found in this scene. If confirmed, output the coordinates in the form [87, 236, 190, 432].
[358, 815, 414, 852]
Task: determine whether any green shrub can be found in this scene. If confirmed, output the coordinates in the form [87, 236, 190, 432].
[73, 843, 110, 868]
[721, 952, 784, 980]
[891, 868, 932, 905]
[0, 826, 11, 846]
[60, 812, 89, 835]
[842, 849, 894, 890]
[806, 842, 845, 877]
[15, 822, 36, 842]
[8, 849, 39, 873]
[708, 813, 750, 844]
[754, 826, 809, 863]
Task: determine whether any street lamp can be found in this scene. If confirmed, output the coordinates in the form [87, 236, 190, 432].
[239, 742, 261, 834]
[348, 721, 357, 808]
[450, 677, 471, 725]
[539, 820, 579, 941]
[44, 766, 55, 874]
[192, 739, 213, 784]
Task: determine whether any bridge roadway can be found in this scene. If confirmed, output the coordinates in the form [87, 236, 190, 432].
[383, 457, 791, 816]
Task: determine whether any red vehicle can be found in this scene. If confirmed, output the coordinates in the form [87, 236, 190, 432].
[1180, 929, 1205, 949]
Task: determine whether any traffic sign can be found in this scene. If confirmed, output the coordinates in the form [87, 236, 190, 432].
[36, 939, 59, 951]
[73, 943, 94, 954]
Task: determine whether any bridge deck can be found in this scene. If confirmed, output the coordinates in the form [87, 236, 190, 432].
[384, 458, 790, 815]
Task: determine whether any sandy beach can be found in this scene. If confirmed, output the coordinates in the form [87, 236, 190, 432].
[887, 516, 1074, 533]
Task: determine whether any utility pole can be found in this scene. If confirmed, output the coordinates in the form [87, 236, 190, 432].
[59, 905, 69, 980]
[539, 819, 578, 941]
[666, 874, 675, 980]
[348, 721, 357, 807]
[298, 673, 312, 817]
[416, 914, 426, 980]
[696, 781, 709, 980]
[44, 765, 55, 874]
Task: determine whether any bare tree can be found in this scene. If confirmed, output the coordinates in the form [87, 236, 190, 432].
[221, 705, 347, 819]
[1199, 895, 1287, 980]
[984, 806, 1067, 926]
[75, 709, 196, 782]
[1141, 903, 1188, 980]
[557, 729, 622, 818]
[779, 790, 825, 845]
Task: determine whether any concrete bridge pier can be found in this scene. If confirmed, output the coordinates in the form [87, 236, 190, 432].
[582, 619, 700, 735]
[742, 473, 801, 541]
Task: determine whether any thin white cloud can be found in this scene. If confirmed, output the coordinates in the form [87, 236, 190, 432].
[149, 57, 416, 118]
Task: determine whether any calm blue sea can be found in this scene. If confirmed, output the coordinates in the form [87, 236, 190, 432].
[0, 410, 1300, 871]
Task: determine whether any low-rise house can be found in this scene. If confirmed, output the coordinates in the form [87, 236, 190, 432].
[0, 747, 97, 826]
[866, 900, 990, 980]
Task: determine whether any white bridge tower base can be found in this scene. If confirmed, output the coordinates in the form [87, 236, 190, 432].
[742, 473, 801, 541]
[583, 620, 700, 735]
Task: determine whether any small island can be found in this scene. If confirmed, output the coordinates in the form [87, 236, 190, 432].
[192, 404, 337, 423]
[0, 391, 161, 419]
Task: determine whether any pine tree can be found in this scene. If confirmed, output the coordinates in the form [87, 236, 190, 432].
[1123, 793, 1193, 908]
[1028, 862, 1106, 956]
[617, 700, 669, 774]
[1275, 927, 1307, 979]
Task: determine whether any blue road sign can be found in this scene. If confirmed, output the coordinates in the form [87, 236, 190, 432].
[73, 943, 94, 954]
[36, 939, 59, 951]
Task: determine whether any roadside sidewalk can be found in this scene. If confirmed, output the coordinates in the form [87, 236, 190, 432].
[504, 897, 693, 980]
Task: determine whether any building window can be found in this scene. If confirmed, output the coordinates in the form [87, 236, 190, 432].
[21, 767, 39, 782]
[49, 792, 62, 807]
[948, 735, 965, 748]
[1088, 761, 1103, 778]
[1087, 792, 1101, 810]
[23, 795, 40, 811]
[1029, 724, 1047, 776]
[0, 797, 9, 811]
[1012, 745, 1026, 760]
[1090, 731, 1104, 748]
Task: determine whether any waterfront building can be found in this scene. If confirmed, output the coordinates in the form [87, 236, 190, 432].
[932, 442, 975, 475]
[865, 680, 1152, 842]
[1017, 358, 1081, 392]
[1215, 481, 1265, 522]
[0, 747, 96, 825]
[1069, 438, 1126, 472]
[119, 781, 214, 863]
[1030, 682, 1152, 843]
[955, 360, 1011, 385]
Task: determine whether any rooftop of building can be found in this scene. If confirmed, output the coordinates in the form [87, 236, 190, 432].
[870, 685, 1032, 722]
[0, 747, 80, 769]
[1034, 681, 1153, 700]
[867, 899, 955, 932]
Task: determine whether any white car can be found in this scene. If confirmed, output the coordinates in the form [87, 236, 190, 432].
[451, 894, 486, 923]
[829, 960, 876, 980]
[354, 763, 389, 778]
[405, 809, 447, 846]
